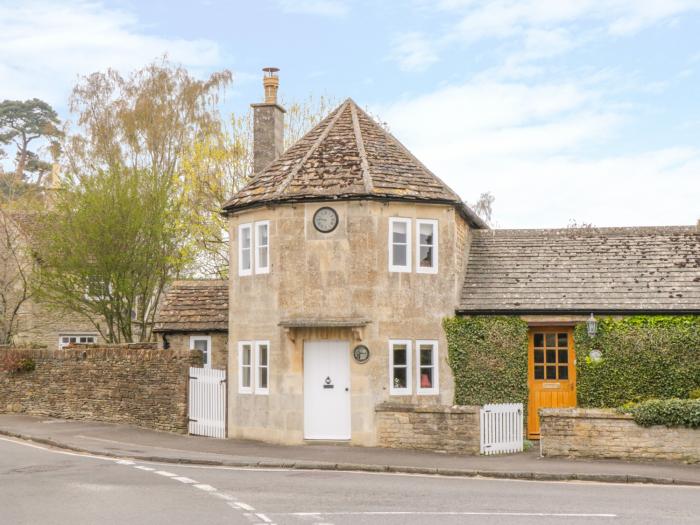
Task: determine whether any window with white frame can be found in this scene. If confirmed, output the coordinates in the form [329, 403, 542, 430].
[238, 341, 253, 393]
[58, 334, 97, 349]
[389, 218, 411, 272]
[255, 221, 270, 274]
[416, 219, 438, 273]
[389, 340, 412, 395]
[238, 224, 252, 276]
[416, 340, 439, 395]
[190, 335, 212, 369]
[255, 341, 270, 394]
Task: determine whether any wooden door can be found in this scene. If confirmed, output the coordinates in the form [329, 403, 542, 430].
[527, 327, 576, 439]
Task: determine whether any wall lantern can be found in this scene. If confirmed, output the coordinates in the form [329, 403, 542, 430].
[586, 313, 598, 337]
[589, 349, 603, 363]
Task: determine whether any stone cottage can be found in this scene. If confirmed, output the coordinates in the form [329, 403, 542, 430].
[220, 70, 699, 445]
[153, 280, 228, 369]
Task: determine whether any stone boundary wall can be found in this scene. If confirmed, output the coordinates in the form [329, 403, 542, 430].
[376, 403, 480, 454]
[0, 346, 200, 433]
[540, 408, 700, 463]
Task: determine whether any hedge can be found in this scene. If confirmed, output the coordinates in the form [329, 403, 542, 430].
[444, 317, 528, 406]
[621, 399, 700, 429]
[575, 316, 700, 407]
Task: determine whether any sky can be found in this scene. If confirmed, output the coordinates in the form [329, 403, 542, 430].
[1, 0, 699, 228]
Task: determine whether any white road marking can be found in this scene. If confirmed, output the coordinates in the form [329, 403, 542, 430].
[193, 483, 217, 492]
[134, 465, 155, 471]
[116, 459, 134, 465]
[291, 511, 617, 518]
[173, 476, 197, 484]
[213, 493, 236, 502]
[237, 502, 256, 511]
[154, 470, 177, 477]
[255, 513, 273, 523]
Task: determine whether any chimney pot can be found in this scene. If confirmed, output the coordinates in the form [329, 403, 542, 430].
[262, 67, 280, 104]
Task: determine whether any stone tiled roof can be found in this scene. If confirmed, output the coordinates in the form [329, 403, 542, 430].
[223, 99, 487, 228]
[154, 280, 228, 332]
[459, 226, 700, 313]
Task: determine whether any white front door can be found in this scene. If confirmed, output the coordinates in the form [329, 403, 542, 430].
[303, 341, 351, 440]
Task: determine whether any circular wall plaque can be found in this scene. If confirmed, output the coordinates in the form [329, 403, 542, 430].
[313, 206, 339, 233]
[353, 344, 370, 363]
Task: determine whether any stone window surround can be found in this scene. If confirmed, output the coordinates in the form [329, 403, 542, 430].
[388, 217, 439, 274]
[239, 220, 271, 277]
[389, 339, 440, 396]
[238, 340, 270, 395]
[189, 335, 212, 369]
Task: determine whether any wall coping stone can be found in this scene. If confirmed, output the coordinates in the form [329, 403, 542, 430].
[375, 403, 480, 414]
[540, 408, 633, 421]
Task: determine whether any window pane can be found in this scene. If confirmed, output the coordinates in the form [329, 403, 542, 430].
[558, 349, 568, 363]
[242, 347, 251, 365]
[534, 333, 544, 347]
[242, 366, 251, 387]
[392, 222, 407, 243]
[545, 333, 556, 347]
[557, 333, 568, 347]
[259, 345, 268, 366]
[419, 223, 433, 245]
[546, 349, 556, 363]
[534, 349, 544, 363]
[258, 224, 268, 245]
[534, 365, 544, 379]
[393, 367, 407, 389]
[420, 346, 433, 365]
[558, 365, 569, 380]
[419, 246, 433, 267]
[194, 340, 208, 352]
[241, 227, 251, 249]
[260, 367, 268, 389]
[546, 365, 557, 379]
[393, 346, 407, 365]
[392, 244, 407, 266]
[258, 246, 268, 268]
[420, 367, 433, 388]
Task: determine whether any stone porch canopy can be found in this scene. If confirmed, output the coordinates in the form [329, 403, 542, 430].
[459, 226, 700, 315]
[153, 280, 228, 333]
[222, 98, 487, 229]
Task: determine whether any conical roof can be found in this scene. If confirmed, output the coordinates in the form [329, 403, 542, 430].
[223, 99, 484, 226]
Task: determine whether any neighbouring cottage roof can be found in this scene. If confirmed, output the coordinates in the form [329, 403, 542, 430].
[223, 98, 487, 228]
[153, 280, 228, 333]
[459, 226, 700, 314]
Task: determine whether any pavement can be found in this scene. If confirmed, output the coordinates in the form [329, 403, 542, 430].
[0, 414, 698, 487]
[3, 436, 699, 524]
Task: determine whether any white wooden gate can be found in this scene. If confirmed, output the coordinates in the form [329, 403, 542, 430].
[480, 403, 523, 455]
[188, 367, 226, 438]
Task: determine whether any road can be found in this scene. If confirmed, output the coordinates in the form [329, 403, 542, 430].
[0, 436, 698, 525]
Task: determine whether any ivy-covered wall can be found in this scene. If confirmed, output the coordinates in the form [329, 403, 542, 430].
[444, 317, 528, 406]
[575, 316, 700, 407]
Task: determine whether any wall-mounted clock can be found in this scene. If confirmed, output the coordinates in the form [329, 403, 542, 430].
[313, 206, 339, 233]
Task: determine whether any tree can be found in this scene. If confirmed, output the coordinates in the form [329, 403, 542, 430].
[470, 191, 495, 226]
[38, 58, 233, 342]
[0, 99, 62, 184]
[0, 208, 36, 344]
[34, 166, 188, 343]
[181, 95, 337, 278]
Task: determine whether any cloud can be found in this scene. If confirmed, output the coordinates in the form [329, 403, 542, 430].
[0, 1, 222, 108]
[379, 80, 699, 228]
[277, 0, 348, 17]
[389, 32, 440, 72]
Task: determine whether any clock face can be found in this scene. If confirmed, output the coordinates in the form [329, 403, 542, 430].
[313, 207, 339, 233]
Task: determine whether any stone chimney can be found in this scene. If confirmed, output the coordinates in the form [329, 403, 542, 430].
[251, 67, 285, 175]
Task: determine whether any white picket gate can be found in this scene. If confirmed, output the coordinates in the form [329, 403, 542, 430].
[188, 367, 227, 439]
[480, 403, 523, 455]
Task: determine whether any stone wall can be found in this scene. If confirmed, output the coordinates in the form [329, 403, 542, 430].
[376, 403, 480, 454]
[540, 408, 700, 462]
[0, 345, 199, 433]
[160, 332, 228, 370]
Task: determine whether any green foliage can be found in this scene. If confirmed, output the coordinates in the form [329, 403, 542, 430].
[575, 316, 700, 407]
[0, 349, 36, 374]
[33, 165, 190, 343]
[689, 388, 700, 400]
[620, 399, 700, 429]
[444, 316, 529, 406]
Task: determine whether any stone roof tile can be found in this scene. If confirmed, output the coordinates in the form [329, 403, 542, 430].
[154, 280, 228, 332]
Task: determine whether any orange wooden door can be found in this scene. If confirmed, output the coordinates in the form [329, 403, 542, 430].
[527, 327, 576, 439]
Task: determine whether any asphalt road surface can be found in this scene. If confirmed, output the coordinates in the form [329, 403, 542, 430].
[1, 436, 698, 525]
